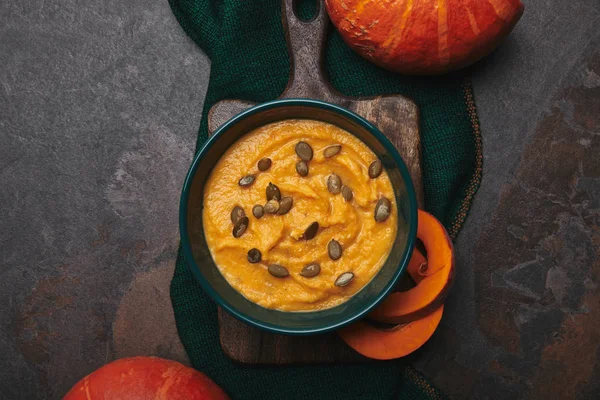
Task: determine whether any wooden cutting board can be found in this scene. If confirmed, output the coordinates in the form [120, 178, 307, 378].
[207, 0, 423, 364]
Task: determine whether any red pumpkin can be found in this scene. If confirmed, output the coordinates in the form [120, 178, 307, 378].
[63, 357, 229, 400]
[325, 0, 524, 75]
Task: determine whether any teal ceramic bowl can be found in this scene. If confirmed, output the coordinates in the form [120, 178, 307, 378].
[180, 99, 417, 335]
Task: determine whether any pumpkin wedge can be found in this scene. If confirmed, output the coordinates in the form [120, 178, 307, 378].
[370, 210, 454, 324]
[405, 246, 428, 285]
[339, 305, 444, 360]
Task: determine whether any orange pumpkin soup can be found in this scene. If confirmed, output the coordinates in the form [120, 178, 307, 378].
[203, 119, 397, 311]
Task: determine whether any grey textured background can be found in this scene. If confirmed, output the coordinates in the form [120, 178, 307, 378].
[1, 0, 598, 399]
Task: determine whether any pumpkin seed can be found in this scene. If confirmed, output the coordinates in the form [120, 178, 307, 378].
[295, 141, 313, 161]
[268, 264, 289, 278]
[335, 272, 354, 287]
[300, 263, 321, 278]
[230, 206, 246, 224]
[341, 186, 353, 201]
[266, 182, 281, 201]
[327, 174, 342, 194]
[247, 248, 262, 263]
[264, 200, 280, 214]
[323, 144, 342, 158]
[232, 216, 249, 238]
[328, 239, 342, 260]
[257, 157, 272, 171]
[252, 205, 264, 219]
[296, 161, 309, 177]
[368, 160, 383, 178]
[302, 221, 319, 240]
[238, 175, 256, 187]
[278, 196, 293, 215]
[374, 197, 391, 222]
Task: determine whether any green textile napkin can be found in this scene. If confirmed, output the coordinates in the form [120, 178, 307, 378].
[169, 0, 482, 398]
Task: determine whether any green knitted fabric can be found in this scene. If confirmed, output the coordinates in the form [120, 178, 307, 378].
[169, 0, 482, 398]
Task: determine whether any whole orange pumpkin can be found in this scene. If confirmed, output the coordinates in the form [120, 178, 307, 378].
[325, 0, 524, 75]
[63, 357, 229, 400]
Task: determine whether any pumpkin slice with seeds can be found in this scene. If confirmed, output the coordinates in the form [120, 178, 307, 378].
[369, 210, 454, 324]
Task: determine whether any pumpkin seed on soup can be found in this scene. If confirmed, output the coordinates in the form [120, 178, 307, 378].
[268, 264, 289, 278]
[341, 186, 353, 201]
[257, 158, 272, 171]
[230, 206, 246, 224]
[247, 248, 261, 263]
[252, 205, 264, 219]
[296, 161, 309, 177]
[323, 144, 342, 158]
[335, 272, 354, 287]
[238, 175, 255, 187]
[302, 221, 319, 240]
[300, 263, 321, 278]
[328, 239, 342, 260]
[374, 197, 391, 222]
[368, 160, 383, 178]
[266, 182, 281, 201]
[278, 196, 293, 215]
[327, 173, 342, 194]
[232, 216, 249, 238]
[264, 200, 280, 214]
[295, 141, 313, 161]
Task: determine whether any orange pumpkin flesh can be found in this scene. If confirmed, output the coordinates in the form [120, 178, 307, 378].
[406, 246, 428, 285]
[369, 210, 454, 324]
[325, 0, 524, 75]
[63, 357, 229, 400]
[338, 305, 444, 360]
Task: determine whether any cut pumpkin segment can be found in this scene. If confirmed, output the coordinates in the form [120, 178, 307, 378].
[370, 210, 454, 324]
[338, 305, 444, 360]
[406, 246, 428, 285]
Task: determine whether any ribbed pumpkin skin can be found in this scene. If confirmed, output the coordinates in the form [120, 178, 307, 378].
[63, 357, 229, 400]
[325, 0, 524, 75]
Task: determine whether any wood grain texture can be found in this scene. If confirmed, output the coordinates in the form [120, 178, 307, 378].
[208, 0, 422, 364]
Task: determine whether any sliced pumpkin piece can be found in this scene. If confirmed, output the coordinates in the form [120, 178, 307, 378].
[370, 210, 454, 324]
[406, 246, 428, 285]
[338, 305, 444, 360]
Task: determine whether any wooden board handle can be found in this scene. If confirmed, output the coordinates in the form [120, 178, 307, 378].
[281, 0, 336, 100]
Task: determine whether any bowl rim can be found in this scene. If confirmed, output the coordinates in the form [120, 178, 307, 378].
[179, 98, 418, 335]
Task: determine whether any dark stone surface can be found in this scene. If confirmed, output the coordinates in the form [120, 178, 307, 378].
[0, 0, 207, 398]
[413, 1, 600, 398]
[0, 0, 598, 399]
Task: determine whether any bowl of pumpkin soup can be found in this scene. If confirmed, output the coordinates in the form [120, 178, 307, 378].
[180, 99, 417, 335]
